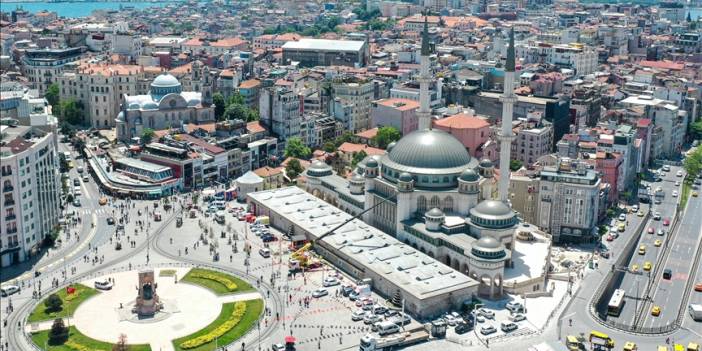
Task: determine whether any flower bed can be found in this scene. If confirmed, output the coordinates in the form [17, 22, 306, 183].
[189, 271, 238, 291]
[179, 302, 246, 349]
[180, 268, 253, 295]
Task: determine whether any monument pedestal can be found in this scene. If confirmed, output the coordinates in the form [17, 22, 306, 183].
[133, 268, 162, 317]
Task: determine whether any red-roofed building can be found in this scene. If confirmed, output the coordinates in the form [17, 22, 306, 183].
[182, 37, 249, 55]
[337, 142, 384, 165]
[433, 113, 496, 160]
[371, 98, 419, 135]
[639, 60, 684, 71]
[254, 166, 285, 189]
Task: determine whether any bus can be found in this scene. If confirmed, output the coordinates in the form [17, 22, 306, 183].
[589, 330, 614, 348]
[607, 289, 625, 316]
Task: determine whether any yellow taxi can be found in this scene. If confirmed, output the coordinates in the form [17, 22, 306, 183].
[657, 346, 669, 351]
[638, 245, 646, 255]
[654, 239, 662, 247]
[631, 264, 639, 272]
[624, 342, 638, 351]
[693, 191, 699, 197]
[643, 261, 652, 271]
[688, 342, 700, 351]
[651, 305, 661, 316]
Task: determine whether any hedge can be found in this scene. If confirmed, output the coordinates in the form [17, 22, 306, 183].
[179, 301, 246, 349]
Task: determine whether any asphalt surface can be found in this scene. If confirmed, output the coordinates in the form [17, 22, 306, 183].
[605, 166, 683, 326]
[642, 173, 702, 329]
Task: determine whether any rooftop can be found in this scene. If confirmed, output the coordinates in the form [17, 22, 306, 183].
[282, 38, 365, 52]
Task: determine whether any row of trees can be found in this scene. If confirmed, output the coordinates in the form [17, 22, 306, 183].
[262, 16, 342, 36]
[212, 92, 259, 122]
[46, 83, 84, 127]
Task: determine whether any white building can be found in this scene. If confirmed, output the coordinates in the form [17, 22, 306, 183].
[259, 86, 302, 144]
[0, 125, 61, 267]
[332, 78, 374, 133]
[620, 95, 688, 159]
[515, 42, 598, 76]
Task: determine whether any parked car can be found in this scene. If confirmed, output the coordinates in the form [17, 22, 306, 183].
[455, 322, 472, 334]
[351, 309, 366, 321]
[648, 227, 655, 234]
[389, 313, 411, 326]
[478, 308, 495, 319]
[312, 288, 328, 298]
[672, 190, 679, 197]
[444, 314, 457, 326]
[0, 285, 20, 297]
[509, 313, 526, 322]
[341, 285, 354, 297]
[94, 279, 113, 290]
[618, 214, 627, 221]
[663, 218, 670, 226]
[657, 229, 665, 236]
[480, 325, 497, 335]
[363, 313, 382, 325]
[505, 301, 524, 313]
[372, 305, 388, 315]
[323, 277, 340, 287]
[500, 321, 518, 332]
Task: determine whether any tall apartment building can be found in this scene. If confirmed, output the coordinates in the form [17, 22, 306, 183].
[259, 86, 302, 145]
[509, 172, 540, 225]
[58, 62, 147, 128]
[571, 86, 602, 128]
[22, 47, 85, 94]
[620, 95, 688, 159]
[515, 42, 597, 76]
[510, 112, 553, 166]
[537, 159, 601, 243]
[331, 78, 374, 133]
[0, 125, 61, 267]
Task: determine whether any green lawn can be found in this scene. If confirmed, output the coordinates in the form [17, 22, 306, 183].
[181, 268, 254, 295]
[31, 326, 151, 351]
[680, 179, 692, 210]
[28, 284, 99, 323]
[159, 269, 177, 277]
[172, 299, 263, 351]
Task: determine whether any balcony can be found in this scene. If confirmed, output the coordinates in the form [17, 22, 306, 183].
[6, 227, 18, 234]
[2, 185, 13, 192]
[3, 199, 15, 206]
[5, 214, 16, 221]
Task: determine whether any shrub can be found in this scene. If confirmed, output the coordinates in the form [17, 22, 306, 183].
[189, 270, 237, 291]
[66, 339, 106, 351]
[179, 302, 247, 349]
[45, 294, 63, 312]
[48, 318, 68, 344]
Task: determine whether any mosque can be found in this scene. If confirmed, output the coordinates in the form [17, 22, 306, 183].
[304, 23, 551, 299]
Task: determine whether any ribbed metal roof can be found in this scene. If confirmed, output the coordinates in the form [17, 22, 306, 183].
[385, 129, 471, 171]
[470, 200, 515, 220]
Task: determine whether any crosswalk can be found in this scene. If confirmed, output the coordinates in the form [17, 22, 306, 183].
[70, 208, 112, 217]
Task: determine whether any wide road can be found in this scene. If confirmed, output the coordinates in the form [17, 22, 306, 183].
[642, 173, 702, 329]
[605, 166, 683, 326]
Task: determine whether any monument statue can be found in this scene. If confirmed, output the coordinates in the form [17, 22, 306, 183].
[133, 268, 162, 317]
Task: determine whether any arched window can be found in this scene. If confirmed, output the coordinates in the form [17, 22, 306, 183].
[417, 196, 427, 213]
[442, 196, 454, 212]
[429, 195, 440, 209]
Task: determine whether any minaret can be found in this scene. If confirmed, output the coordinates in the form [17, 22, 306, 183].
[417, 17, 432, 130]
[498, 28, 517, 203]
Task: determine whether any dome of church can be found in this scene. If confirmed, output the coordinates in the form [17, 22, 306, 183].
[151, 74, 180, 87]
[469, 200, 517, 229]
[459, 168, 479, 182]
[385, 129, 471, 172]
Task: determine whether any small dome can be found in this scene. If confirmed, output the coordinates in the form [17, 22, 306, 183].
[426, 207, 444, 218]
[151, 74, 181, 87]
[142, 102, 159, 110]
[366, 158, 379, 168]
[386, 141, 397, 152]
[459, 168, 479, 181]
[475, 236, 500, 249]
[187, 98, 201, 107]
[351, 173, 365, 183]
[306, 160, 333, 177]
[398, 172, 413, 182]
[479, 158, 493, 168]
[472, 200, 513, 218]
[128, 103, 141, 110]
[116, 111, 124, 122]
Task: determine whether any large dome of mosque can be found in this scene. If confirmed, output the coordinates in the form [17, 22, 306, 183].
[385, 129, 471, 171]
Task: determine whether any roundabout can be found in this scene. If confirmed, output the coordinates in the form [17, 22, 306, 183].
[27, 266, 263, 351]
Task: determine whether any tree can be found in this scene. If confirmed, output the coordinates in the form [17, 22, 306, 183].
[45, 83, 60, 107]
[113, 334, 128, 351]
[223, 104, 251, 121]
[227, 92, 245, 106]
[373, 126, 401, 149]
[323, 141, 336, 153]
[285, 158, 304, 179]
[284, 137, 311, 159]
[141, 128, 155, 144]
[684, 146, 702, 178]
[56, 99, 83, 125]
[44, 293, 63, 313]
[213, 93, 226, 121]
[509, 159, 523, 171]
[352, 150, 367, 166]
[690, 120, 702, 140]
[48, 318, 68, 344]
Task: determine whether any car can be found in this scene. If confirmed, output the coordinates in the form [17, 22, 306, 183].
[500, 321, 518, 332]
[444, 314, 457, 326]
[372, 305, 388, 315]
[505, 301, 524, 313]
[341, 285, 354, 297]
[663, 165, 670, 172]
[694, 283, 702, 292]
[600, 251, 611, 259]
[106, 217, 115, 225]
[676, 170, 683, 177]
[480, 325, 497, 335]
[638, 245, 646, 255]
[272, 343, 286, 351]
[363, 313, 382, 325]
[94, 279, 113, 290]
[654, 212, 662, 220]
[654, 239, 662, 247]
[651, 305, 661, 316]
[663, 269, 672, 280]
[509, 313, 526, 322]
[351, 309, 366, 321]
[261, 234, 277, 243]
[655, 198, 662, 204]
[672, 190, 679, 197]
[323, 277, 340, 287]
[648, 227, 655, 234]
[675, 181, 680, 186]
[657, 229, 665, 236]
[637, 210, 644, 217]
[73, 178, 80, 186]
[389, 314, 411, 326]
[663, 218, 670, 226]
[0, 285, 20, 297]
[475, 315, 485, 323]
[82, 175, 89, 182]
[693, 191, 699, 197]
[631, 264, 639, 272]
[73, 199, 81, 207]
[643, 262, 652, 271]
[312, 288, 328, 298]
[455, 322, 473, 334]
[478, 308, 495, 319]
[606, 234, 614, 241]
[348, 291, 359, 301]
[632, 205, 639, 212]
[618, 214, 627, 221]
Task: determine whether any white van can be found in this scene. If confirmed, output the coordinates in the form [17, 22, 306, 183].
[215, 211, 226, 224]
[500, 321, 518, 332]
[376, 321, 400, 336]
[259, 248, 271, 258]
